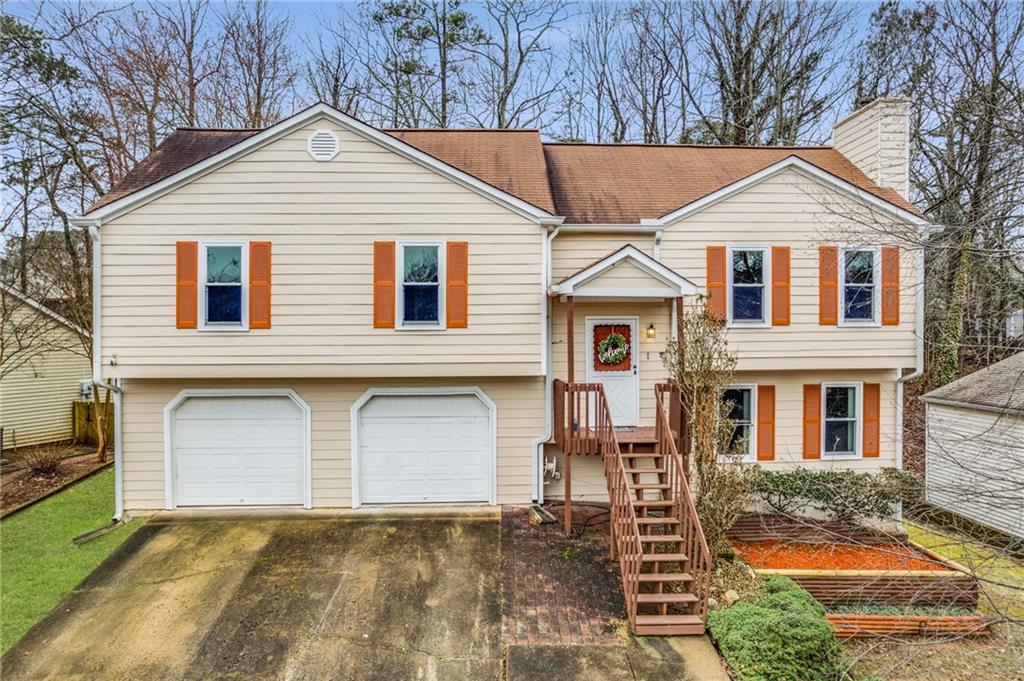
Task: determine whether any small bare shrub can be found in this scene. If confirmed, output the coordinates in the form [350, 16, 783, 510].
[16, 444, 66, 475]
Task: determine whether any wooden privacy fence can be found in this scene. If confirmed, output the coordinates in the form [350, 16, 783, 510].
[72, 400, 113, 446]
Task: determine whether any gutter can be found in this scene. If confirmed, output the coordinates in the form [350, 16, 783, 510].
[532, 224, 561, 502]
[86, 220, 125, 521]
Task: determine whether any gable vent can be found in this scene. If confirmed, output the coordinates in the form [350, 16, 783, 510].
[307, 129, 339, 161]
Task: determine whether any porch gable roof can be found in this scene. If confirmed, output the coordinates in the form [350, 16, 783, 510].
[551, 245, 699, 298]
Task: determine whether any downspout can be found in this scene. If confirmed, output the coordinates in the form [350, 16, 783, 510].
[893, 247, 925, 527]
[89, 221, 125, 521]
[532, 224, 561, 502]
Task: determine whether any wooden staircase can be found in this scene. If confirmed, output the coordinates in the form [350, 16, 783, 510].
[553, 380, 712, 636]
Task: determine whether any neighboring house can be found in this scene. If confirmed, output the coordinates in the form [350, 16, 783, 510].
[0, 283, 90, 450]
[72, 97, 925, 634]
[921, 353, 1024, 539]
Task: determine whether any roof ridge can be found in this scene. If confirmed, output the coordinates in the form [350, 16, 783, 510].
[175, 127, 264, 132]
[543, 141, 834, 150]
[386, 127, 540, 133]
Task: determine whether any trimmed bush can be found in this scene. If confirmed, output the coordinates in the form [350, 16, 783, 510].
[753, 467, 920, 523]
[708, 575, 846, 681]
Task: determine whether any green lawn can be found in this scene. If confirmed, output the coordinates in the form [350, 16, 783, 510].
[1, 468, 141, 653]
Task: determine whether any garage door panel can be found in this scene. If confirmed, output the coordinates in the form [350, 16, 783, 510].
[358, 394, 492, 504]
[172, 395, 305, 507]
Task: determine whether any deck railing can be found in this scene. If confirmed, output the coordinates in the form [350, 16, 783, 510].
[655, 381, 712, 620]
[552, 378, 645, 626]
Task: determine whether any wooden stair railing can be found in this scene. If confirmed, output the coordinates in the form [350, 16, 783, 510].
[552, 378, 709, 635]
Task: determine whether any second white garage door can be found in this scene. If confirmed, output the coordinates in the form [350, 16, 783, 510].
[357, 394, 492, 504]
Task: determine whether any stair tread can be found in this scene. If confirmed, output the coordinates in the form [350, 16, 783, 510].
[633, 500, 673, 507]
[641, 534, 684, 543]
[630, 483, 671, 489]
[635, 614, 705, 626]
[641, 553, 688, 562]
[624, 468, 667, 474]
[638, 572, 693, 582]
[635, 517, 680, 524]
[637, 593, 699, 604]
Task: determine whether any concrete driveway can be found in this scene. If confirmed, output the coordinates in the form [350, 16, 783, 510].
[2, 513, 723, 681]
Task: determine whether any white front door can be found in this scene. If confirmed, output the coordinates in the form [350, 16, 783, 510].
[357, 394, 492, 504]
[586, 318, 639, 426]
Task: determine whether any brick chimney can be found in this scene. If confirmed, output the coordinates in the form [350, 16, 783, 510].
[832, 98, 910, 198]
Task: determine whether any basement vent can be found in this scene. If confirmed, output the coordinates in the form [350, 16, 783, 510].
[307, 129, 340, 161]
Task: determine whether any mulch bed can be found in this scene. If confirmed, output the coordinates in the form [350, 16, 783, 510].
[1, 450, 110, 517]
[732, 539, 948, 572]
[500, 504, 626, 645]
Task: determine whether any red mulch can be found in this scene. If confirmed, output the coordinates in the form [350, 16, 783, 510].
[1, 450, 110, 515]
[732, 539, 948, 572]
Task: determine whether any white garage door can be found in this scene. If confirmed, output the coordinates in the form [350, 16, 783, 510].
[172, 395, 305, 506]
[358, 394, 492, 504]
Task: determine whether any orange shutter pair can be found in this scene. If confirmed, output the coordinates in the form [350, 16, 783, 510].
[706, 246, 790, 325]
[802, 383, 880, 458]
[819, 246, 900, 325]
[373, 241, 468, 329]
[175, 241, 272, 329]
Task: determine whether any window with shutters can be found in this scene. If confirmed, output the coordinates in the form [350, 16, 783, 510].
[396, 241, 445, 329]
[199, 241, 248, 330]
[727, 246, 771, 327]
[822, 382, 861, 458]
[722, 385, 756, 461]
[840, 247, 880, 326]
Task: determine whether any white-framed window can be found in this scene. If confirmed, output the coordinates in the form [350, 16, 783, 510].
[396, 241, 446, 329]
[840, 247, 880, 326]
[822, 382, 861, 458]
[727, 246, 770, 326]
[199, 241, 248, 330]
[722, 384, 756, 461]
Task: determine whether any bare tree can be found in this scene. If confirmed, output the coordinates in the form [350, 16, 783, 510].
[465, 0, 568, 129]
[306, 11, 368, 115]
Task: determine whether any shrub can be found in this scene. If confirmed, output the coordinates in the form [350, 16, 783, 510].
[708, 575, 847, 681]
[16, 444, 66, 475]
[753, 467, 921, 523]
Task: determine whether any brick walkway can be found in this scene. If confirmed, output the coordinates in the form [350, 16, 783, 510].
[500, 505, 626, 645]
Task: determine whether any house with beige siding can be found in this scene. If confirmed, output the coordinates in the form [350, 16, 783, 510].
[1, 283, 91, 450]
[72, 97, 925, 635]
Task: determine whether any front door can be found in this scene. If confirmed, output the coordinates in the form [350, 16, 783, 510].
[586, 317, 639, 426]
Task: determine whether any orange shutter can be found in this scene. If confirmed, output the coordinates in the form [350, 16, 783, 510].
[819, 245, 838, 325]
[863, 383, 881, 457]
[756, 385, 776, 461]
[881, 246, 900, 325]
[446, 241, 468, 328]
[771, 246, 790, 326]
[249, 242, 272, 329]
[706, 246, 726, 320]
[373, 241, 396, 329]
[803, 384, 821, 459]
[176, 241, 198, 329]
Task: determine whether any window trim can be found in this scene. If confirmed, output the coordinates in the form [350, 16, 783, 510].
[821, 381, 863, 459]
[724, 383, 758, 462]
[198, 240, 249, 332]
[395, 239, 447, 331]
[726, 244, 772, 328]
[839, 246, 881, 327]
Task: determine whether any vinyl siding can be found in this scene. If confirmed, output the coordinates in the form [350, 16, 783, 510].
[657, 168, 919, 370]
[833, 99, 910, 197]
[1, 308, 90, 449]
[925, 403, 1024, 539]
[120, 376, 544, 510]
[99, 117, 543, 379]
[545, 369, 899, 501]
[551, 232, 655, 282]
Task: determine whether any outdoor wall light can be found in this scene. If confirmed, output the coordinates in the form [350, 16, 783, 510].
[646, 323, 657, 340]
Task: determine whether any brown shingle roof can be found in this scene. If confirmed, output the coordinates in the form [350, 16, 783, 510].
[385, 129, 555, 214]
[922, 352, 1024, 414]
[542, 143, 919, 223]
[89, 128, 260, 211]
[88, 125, 921, 222]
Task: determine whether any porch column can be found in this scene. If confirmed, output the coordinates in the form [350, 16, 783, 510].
[564, 294, 574, 533]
